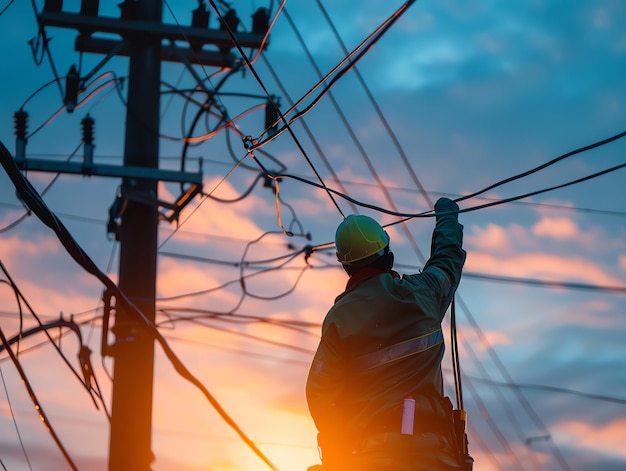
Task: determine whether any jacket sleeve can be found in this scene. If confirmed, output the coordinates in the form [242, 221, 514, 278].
[423, 197, 466, 294]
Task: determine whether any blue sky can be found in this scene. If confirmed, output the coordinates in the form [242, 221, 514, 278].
[1, 1, 625, 470]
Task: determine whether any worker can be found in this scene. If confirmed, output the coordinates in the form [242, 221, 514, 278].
[306, 197, 466, 471]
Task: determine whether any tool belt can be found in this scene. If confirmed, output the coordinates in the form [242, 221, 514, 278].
[314, 395, 472, 470]
[318, 394, 455, 470]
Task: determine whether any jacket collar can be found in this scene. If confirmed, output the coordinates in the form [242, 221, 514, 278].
[345, 267, 400, 292]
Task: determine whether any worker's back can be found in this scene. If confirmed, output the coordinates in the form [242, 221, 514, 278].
[306, 199, 467, 470]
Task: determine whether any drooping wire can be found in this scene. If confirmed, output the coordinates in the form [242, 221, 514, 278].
[0, 315, 110, 418]
[259, 51, 358, 214]
[0, 326, 78, 470]
[268, 159, 626, 226]
[27, 0, 64, 97]
[0, 260, 109, 414]
[238, 231, 310, 302]
[158, 310, 316, 355]
[0, 364, 33, 470]
[455, 129, 626, 204]
[207, 0, 350, 218]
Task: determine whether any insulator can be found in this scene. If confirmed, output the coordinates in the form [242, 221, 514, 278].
[220, 9, 239, 32]
[43, 0, 63, 13]
[14, 110, 28, 140]
[252, 7, 270, 35]
[82, 115, 95, 171]
[14, 110, 28, 161]
[80, 0, 99, 16]
[264, 98, 279, 136]
[64, 64, 79, 113]
[81, 114, 95, 144]
[192, 0, 209, 28]
[118, 0, 141, 20]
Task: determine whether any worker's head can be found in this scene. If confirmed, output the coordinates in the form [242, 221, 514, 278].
[335, 214, 393, 275]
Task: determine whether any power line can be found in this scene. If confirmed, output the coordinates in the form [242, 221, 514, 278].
[0, 326, 77, 470]
[465, 375, 626, 406]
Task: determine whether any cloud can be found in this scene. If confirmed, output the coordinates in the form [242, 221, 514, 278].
[469, 329, 511, 353]
[466, 223, 516, 253]
[467, 251, 623, 287]
[555, 418, 626, 460]
[532, 216, 579, 240]
[466, 214, 623, 287]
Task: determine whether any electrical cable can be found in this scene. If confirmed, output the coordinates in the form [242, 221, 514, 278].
[283, 1, 434, 274]
[0, 0, 16, 16]
[234, 231, 311, 304]
[265, 160, 626, 225]
[248, 0, 418, 149]
[464, 375, 626, 406]
[27, 0, 63, 96]
[455, 129, 626, 204]
[0, 364, 33, 470]
[454, 295, 572, 470]
[0, 141, 78, 233]
[453, 323, 543, 468]
[157, 307, 320, 332]
[158, 313, 315, 356]
[203, 172, 266, 203]
[161, 331, 312, 367]
[0, 326, 77, 470]
[461, 271, 626, 294]
[457, 359, 526, 471]
[0, 140, 280, 471]
[259, 51, 358, 214]
[0, 314, 109, 418]
[0, 258, 108, 412]
[207, 0, 360, 217]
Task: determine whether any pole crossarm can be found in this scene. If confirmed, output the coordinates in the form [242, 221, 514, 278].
[39, 11, 267, 64]
[76, 36, 237, 67]
[14, 157, 202, 185]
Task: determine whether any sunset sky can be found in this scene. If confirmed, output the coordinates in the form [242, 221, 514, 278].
[1, 1, 625, 470]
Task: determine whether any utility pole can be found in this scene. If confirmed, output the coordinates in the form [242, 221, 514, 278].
[17, 2, 269, 469]
[109, 0, 161, 469]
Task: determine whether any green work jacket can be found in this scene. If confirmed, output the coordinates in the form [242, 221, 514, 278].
[306, 208, 466, 443]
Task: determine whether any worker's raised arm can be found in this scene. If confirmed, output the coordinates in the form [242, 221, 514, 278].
[423, 197, 466, 294]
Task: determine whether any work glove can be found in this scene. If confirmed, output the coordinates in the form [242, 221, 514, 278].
[434, 197, 459, 221]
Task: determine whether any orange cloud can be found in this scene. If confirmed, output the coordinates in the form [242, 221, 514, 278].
[466, 252, 623, 287]
[554, 418, 626, 459]
[532, 217, 579, 240]
[466, 223, 516, 253]
[472, 330, 510, 352]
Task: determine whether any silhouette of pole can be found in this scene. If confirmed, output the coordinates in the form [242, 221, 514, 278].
[108, 1, 162, 469]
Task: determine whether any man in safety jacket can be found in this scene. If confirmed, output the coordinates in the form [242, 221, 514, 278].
[306, 197, 466, 471]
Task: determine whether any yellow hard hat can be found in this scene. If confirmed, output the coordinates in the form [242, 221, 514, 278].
[335, 214, 390, 266]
